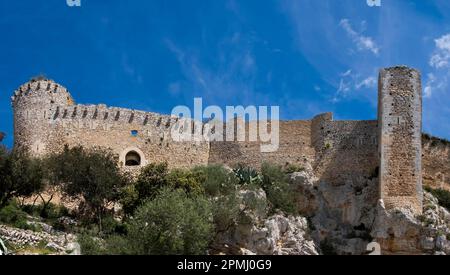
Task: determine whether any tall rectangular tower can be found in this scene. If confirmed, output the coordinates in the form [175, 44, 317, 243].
[378, 66, 423, 215]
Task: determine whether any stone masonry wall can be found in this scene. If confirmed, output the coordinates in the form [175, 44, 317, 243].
[378, 67, 423, 215]
[208, 120, 315, 169]
[12, 79, 209, 170]
[311, 113, 379, 187]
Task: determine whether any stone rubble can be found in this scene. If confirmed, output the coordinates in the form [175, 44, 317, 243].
[0, 223, 79, 255]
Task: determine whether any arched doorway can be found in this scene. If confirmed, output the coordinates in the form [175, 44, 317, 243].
[125, 151, 141, 166]
[120, 147, 147, 168]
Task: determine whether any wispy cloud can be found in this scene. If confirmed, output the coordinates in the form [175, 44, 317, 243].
[430, 34, 450, 68]
[356, 76, 377, 90]
[332, 70, 377, 103]
[423, 33, 450, 137]
[425, 33, 450, 99]
[339, 19, 380, 55]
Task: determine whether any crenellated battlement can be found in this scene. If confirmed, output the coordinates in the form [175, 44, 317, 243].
[47, 103, 204, 136]
[11, 79, 74, 106]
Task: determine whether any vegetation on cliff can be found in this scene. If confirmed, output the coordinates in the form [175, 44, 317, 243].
[0, 145, 302, 255]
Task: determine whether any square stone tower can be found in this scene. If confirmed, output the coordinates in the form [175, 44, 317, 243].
[378, 66, 423, 215]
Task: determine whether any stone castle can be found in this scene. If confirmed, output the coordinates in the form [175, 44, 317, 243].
[12, 66, 426, 215]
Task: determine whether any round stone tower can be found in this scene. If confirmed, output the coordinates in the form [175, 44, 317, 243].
[11, 77, 74, 155]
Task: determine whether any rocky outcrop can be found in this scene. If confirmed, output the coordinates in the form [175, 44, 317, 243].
[289, 164, 450, 255]
[290, 167, 378, 255]
[372, 192, 450, 255]
[211, 189, 319, 255]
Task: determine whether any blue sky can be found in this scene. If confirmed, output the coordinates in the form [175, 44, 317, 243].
[1, 0, 450, 147]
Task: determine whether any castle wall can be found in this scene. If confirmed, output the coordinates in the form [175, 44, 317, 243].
[12, 79, 209, 170]
[378, 67, 423, 214]
[311, 113, 379, 186]
[208, 120, 315, 169]
[49, 104, 210, 169]
[11, 67, 429, 215]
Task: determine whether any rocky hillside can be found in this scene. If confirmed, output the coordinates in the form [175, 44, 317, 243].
[209, 164, 450, 255]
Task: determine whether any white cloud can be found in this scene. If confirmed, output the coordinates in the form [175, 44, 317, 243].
[341, 69, 352, 77]
[333, 70, 377, 102]
[424, 73, 435, 98]
[430, 34, 450, 69]
[426, 34, 450, 100]
[356, 76, 376, 90]
[339, 19, 379, 55]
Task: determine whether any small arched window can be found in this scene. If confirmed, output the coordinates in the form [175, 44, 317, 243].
[125, 151, 141, 166]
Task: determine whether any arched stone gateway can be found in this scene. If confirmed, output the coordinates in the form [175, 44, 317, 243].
[119, 147, 147, 168]
[125, 151, 141, 166]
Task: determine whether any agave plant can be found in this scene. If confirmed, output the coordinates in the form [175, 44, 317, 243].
[233, 164, 262, 186]
[0, 237, 7, 255]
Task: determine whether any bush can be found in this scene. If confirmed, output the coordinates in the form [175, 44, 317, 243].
[194, 165, 238, 197]
[78, 233, 104, 255]
[425, 186, 450, 211]
[41, 203, 70, 220]
[103, 234, 134, 255]
[100, 215, 127, 236]
[135, 162, 169, 201]
[46, 145, 127, 226]
[127, 188, 213, 255]
[237, 186, 268, 225]
[261, 162, 297, 215]
[0, 148, 45, 208]
[119, 184, 140, 216]
[0, 200, 34, 230]
[166, 169, 205, 195]
[193, 165, 241, 232]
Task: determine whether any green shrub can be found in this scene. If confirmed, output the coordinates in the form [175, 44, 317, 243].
[261, 162, 297, 215]
[194, 165, 237, 196]
[166, 169, 205, 195]
[45, 145, 127, 226]
[100, 215, 127, 236]
[425, 186, 450, 212]
[135, 162, 169, 201]
[0, 148, 45, 208]
[78, 233, 104, 255]
[211, 194, 240, 232]
[193, 165, 242, 232]
[237, 186, 268, 225]
[127, 188, 213, 255]
[119, 184, 140, 216]
[0, 200, 34, 230]
[103, 234, 134, 255]
[42, 203, 70, 220]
